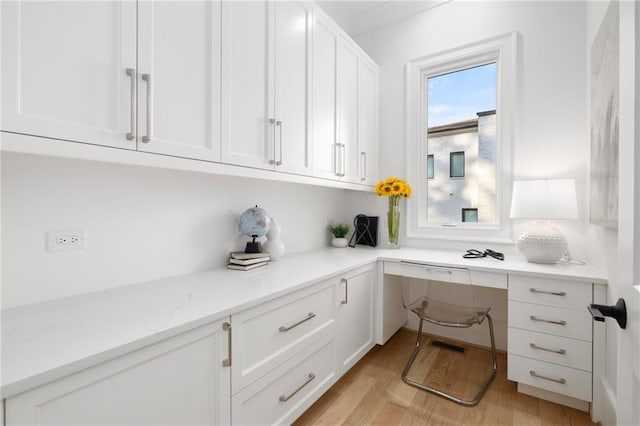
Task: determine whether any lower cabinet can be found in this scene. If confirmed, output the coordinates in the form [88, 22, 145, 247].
[5, 318, 231, 425]
[4, 263, 378, 425]
[337, 264, 375, 373]
[230, 262, 377, 425]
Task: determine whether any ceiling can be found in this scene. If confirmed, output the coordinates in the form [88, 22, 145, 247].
[316, 0, 450, 36]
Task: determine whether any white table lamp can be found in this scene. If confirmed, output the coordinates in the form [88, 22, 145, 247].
[510, 179, 578, 264]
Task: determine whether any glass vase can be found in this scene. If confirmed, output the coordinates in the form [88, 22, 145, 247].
[387, 196, 400, 248]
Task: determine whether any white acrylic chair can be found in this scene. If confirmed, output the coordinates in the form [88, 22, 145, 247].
[400, 263, 497, 406]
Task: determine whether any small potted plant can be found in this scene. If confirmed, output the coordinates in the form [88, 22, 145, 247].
[329, 223, 350, 248]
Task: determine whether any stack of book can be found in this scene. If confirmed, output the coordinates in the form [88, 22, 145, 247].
[227, 251, 270, 271]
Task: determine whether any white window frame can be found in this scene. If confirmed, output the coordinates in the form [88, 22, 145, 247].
[405, 32, 518, 243]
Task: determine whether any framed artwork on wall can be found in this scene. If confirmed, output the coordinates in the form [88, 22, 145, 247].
[589, 0, 619, 230]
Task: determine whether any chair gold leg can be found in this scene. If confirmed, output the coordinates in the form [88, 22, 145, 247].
[401, 314, 497, 407]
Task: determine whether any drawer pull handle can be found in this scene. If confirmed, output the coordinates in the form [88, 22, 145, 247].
[279, 373, 316, 402]
[530, 288, 566, 296]
[530, 315, 566, 326]
[222, 322, 232, 367]
[279, 312, 316, 332]
[530, 343, 566, 354]
[529, 370, 566, 384]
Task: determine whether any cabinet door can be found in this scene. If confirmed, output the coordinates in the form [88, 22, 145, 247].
[1, 1, 136, 149]
[273, 1, 311, 175]
[338, 264, 375, 373]
[358, 59, 379, 185]
[221, 1, 274, 170]
[311, 13, 339, 180]
[6, 320, 231, 426]
[336, 39, 359, 182]
[137, 1, 221, 162]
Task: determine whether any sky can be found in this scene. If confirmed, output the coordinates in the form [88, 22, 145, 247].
[426, 62, 497, 127]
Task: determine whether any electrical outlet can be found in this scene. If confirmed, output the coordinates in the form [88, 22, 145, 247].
[47, 230, 87, 252]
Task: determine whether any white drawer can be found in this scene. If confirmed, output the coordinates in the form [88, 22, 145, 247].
[232, 279, 337, 392]
[383, 261, 507, 289]
[508, 327, 592, 371]
[232, 333, 337, 426]
[509, 300, 593, 341]
[509, 301, 592, 341]
[508, 354, 592, 401]
[509, 276, 591, 310]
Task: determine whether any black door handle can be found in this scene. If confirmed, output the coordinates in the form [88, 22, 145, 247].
[588, 298, 627, 329]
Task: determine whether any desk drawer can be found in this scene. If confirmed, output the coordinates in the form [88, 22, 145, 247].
[508, 354, 592, 401]
[508, 301, 592, 341]
[231, 279, 337, 392]
[384, 261, 507, 289]
[509, 276, 591, 309]
[232, 333, 337, 426]
[508, 327, 592, 371]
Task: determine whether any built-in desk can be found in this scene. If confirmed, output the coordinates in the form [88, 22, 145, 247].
[376, 249, 607, 419]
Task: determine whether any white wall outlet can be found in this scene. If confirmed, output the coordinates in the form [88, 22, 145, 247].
[46, 230, 87, 252]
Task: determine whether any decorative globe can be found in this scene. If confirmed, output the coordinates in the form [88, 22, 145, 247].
[239, 206, 271, 238]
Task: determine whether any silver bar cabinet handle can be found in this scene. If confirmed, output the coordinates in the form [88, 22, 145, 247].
[530, 288, 566, 296]
[125, 68, 135, 140]
[341, 144, 346, 177]
[530, 315, 566, 326]
[222, 322, 232, 367]
[279, 312, 316, 332]
[333, 143, 340, 176]
[530, 343, 566, 354]
[360, 152, 366, 181]
[276, 120, 283, 165]
[141, 73, 151, 143]
[341, 278, 348, 304]
[529, 370, 566, 384]
[279, 373, 316, 402]
[269, 118, 276, 164]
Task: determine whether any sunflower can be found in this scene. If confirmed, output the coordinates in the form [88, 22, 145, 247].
[375, 177, 412, 198]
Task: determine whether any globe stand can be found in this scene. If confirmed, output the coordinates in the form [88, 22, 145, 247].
[245, 235, 262, 253]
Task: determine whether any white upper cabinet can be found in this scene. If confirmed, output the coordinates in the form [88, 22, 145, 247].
[1, 1, 137, 149]
[221, 1, 311, 175]
[357, 59, 379, 185]
[311, 12, 380, 184]
[311, 13, 338, 180]
[1, 1, 221, 161]
[336, 39, 360, 183]
[137, 1, 221, 161]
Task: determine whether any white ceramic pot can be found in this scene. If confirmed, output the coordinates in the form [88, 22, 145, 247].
[331, 237, 348, 248]
[264, 217, 285, 261]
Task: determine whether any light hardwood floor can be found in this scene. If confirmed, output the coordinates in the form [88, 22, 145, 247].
[294, 329, 596, 426]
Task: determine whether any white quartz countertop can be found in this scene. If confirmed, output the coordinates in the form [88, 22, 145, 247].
[1, 247, 607, 398]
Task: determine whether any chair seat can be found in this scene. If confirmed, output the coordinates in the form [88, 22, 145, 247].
[407, 296, 491, 328]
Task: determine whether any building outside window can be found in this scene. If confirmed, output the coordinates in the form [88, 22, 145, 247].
[427, 154, 434, 179]
[462, 208, 479, 222]
[450, 151, 465, 178]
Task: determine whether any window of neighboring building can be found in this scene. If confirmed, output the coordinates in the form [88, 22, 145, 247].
[462, 208, 478, 222]
[406, 32, 517, 242]
[450, 151, 465, 178]
[427, 154, 434, 179]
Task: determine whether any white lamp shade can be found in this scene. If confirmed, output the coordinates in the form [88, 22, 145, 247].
[510, 179, 578, 220]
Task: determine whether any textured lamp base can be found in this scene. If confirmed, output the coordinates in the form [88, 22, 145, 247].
[517, 221, 568, 264]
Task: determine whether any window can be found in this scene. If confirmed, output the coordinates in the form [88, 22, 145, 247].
[406, 32, 517, 242]
[450, 152, 465, 178]
[462, 208, 478, 222]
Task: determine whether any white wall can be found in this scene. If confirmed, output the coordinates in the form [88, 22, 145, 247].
[1, 152, 348, 308]
[349, 1, 592, 257]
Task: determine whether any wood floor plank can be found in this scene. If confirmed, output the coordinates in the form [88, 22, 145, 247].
[294, 329, 596, 426]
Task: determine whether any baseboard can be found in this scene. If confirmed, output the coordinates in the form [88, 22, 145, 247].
[517, 383, 590, 412]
